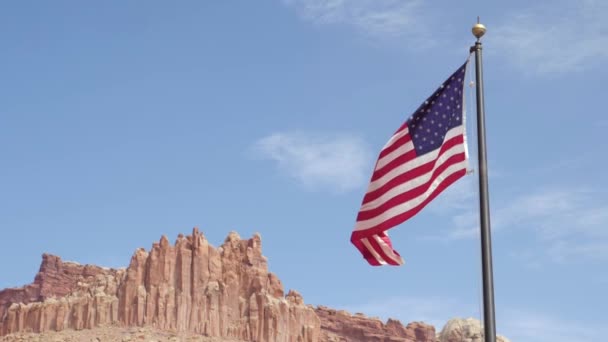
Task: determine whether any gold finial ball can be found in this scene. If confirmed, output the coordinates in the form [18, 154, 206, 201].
[472, 23, 486, 39]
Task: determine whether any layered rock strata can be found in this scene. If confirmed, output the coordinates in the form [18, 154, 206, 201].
[315, 306, 435, 342]
[0, 229, 319, 342]
[0, 230, 510, 342]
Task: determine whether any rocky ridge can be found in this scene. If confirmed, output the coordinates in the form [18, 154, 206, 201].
[0, 230, 508, 342]
[0, 229, 318, 341]
[316, 306, 435, 342]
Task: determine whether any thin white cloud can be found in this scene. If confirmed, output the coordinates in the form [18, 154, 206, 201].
[252, 132, 372, 192]
[283, 0, 608, 73]
[435, 188, 608, 263]
[548, 240, 608, 263]
[492, 0, 608, 73]
[282, 0, 430, 43]
[500, 309, 607, 342]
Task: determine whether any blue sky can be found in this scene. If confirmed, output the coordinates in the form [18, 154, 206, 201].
[1, 1, 607, 341]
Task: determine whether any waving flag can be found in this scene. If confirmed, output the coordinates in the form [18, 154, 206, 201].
[351, 61, 470, 266]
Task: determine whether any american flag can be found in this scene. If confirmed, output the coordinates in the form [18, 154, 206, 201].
[351, 61, 470, 266]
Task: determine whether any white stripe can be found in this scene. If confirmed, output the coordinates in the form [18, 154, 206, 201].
[372, 234, 404, 265]
[375, 140, 415, 171]
[366, 125, 464, 193]
[361, 143, 466, 211]
[361, 238, 387, 265]
[381, 127, 409, 151]
[354, 159, 468, 231]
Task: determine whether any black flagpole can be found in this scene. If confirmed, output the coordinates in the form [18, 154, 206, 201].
[470, 19, 497, 342]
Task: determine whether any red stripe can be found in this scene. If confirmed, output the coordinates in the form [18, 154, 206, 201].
[375, 232, 402, 263]
[364, 134, 464, 203]
[351, 237, 382, 266]
[378, 130, 412, 160]
[357, 152, 466, 221]
[372, 148, 417, 181]
[367, 235, 401, 266]
[371, 134, 463, 184]
[351, 168, 466, 240]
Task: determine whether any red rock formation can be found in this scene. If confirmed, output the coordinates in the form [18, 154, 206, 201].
[0, 229, 319, 342]
[0, 253, 123, 336]
[315, 306, 435, 342]
[0, 229, 474, 342]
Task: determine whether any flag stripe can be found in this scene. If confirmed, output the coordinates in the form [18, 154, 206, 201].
[375, 139, 415, 171]
[357, 152, 466, 219]
[364, 132, 465, 204]
[355, 234, 404, 266]
[359, 238, 385, 266]
[367, 126, 464, 189]
[380, 122, 409, 151]
[362, 141, 465, 211]
[367, 236, 402, 265]
[372, 233, 404, 265]
[355, 158, 467, 230]
[352, 166, 466, 239]
[378, 128, 412, 161]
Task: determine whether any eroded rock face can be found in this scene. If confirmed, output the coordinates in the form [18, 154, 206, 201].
[0, 254, 123, 335]
[0, 230, 510, 342]
[0, 229, 319, 342]
[438, 318, 510, 342]
[315, 306, 435, 342]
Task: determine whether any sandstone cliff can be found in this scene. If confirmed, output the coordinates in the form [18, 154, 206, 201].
[0, 229, 319, 342]
[316, 306, 435, 342]
[0, 230, 506, 342]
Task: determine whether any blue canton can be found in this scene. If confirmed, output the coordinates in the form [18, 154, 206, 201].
[406, 62, 468, 156]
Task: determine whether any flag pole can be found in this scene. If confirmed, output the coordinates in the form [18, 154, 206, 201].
[470, 19, 497, 342]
